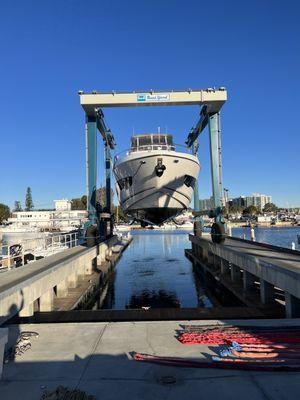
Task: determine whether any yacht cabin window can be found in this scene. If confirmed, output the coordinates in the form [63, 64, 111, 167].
[131, 134, 174, 150]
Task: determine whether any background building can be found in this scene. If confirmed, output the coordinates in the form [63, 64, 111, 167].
[230, 196, 246, 209]
[198, 196, 226, 211]
[245, 193, 272, 211]
[8, 199, 87, 231]
[198, 197, 214, 211]
[54, 199, 72, 211]
[199, 193, 272, 212]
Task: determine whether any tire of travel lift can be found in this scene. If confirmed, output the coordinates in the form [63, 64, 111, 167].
[86, 225, 98, 248]
[211, 222, 226, 244]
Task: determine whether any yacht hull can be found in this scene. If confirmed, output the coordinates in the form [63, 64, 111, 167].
[114, 150, 200, 225]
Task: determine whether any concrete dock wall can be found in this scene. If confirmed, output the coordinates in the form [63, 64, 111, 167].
[189, 235, 300, 318]
[0, 236, 119, 325]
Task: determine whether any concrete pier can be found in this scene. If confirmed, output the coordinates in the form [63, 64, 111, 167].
[39, 289, 54, 312]
[187, 235, 300, 318]
[260, 279, 275, 304]
[285, 292, 300, 318]
[243, 271, 256, 291]
[0, 235, 132, 324]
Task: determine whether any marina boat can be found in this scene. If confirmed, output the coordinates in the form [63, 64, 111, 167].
[0, 225, 41, 234]
[113, 133, 200, 226]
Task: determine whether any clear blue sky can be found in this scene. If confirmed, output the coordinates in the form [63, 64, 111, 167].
[1, 0, 299, 209]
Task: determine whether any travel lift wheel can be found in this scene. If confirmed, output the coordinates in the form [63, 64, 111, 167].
[211, 221, 226, 244]
[86, 224, 98, 248]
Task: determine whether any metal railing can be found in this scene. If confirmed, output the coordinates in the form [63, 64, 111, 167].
[0, 232, 79, 272]
[114, 143, 193, 163]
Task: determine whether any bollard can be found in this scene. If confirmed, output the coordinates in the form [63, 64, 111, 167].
[227, 224, 232, 237]
[193, 221, 202, 237]
[250, 227, 255, 241]
[105, 248, 113, 261]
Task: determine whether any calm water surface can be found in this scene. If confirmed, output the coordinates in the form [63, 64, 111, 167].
[101, 230, 212, 309]
[232, 226, 300, 250]
[99, 226, 300, 310]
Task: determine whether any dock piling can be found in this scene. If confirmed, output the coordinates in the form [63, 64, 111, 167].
[259, 279, 275, 304]
[285, 292, 300, 318]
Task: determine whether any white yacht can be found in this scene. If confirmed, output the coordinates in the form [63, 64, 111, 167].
[113, 133, 200, 226]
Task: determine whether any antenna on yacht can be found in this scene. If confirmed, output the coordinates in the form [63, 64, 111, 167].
[133, 126, 135, 135]
[158, 126, 161, 134]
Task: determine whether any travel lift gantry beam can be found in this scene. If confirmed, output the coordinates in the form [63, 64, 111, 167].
[79, 88, 227, 245]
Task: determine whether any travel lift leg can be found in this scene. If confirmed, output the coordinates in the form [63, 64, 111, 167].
[192, 139, 204, 236]
[98, 143, 113, 239]
[104, 142, 113, 237]
[208, 112, 225, 243]
[85, 109, 115, 247]
[85, 115, 99, 247]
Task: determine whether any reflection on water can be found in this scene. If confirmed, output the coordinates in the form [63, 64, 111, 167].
[127, 290, 180, 308]
[101, 230, 212, 310]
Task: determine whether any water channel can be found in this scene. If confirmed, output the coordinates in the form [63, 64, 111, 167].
[101, 230, 209, 309]
[99, 227, 300, 310]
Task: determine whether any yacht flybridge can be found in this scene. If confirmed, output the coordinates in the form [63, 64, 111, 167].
[113, 133, 200, 226]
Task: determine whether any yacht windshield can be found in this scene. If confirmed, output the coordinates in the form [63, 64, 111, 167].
[130, 134, 175, 151]
[138, 136, 152, 147]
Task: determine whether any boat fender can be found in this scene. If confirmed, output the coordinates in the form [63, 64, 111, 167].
[155, 158, 166, 177]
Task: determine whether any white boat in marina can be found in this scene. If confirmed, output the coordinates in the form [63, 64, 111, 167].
[0, 225, 41, 234]
[113, 133, 200, 226]
[174, 221, 194, 229]
[114, 224, 132, 232]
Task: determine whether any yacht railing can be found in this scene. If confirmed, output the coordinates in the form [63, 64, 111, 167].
[114, 143, 193, 163]
[0, 232, 79, 272]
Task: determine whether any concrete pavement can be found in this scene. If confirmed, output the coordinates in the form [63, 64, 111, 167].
[1, 319, 300, 399]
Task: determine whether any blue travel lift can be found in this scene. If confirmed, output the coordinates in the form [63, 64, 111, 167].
[82, 92, 226, 246]
[85, 109, 116, 247]
[186, 106, 225, 243]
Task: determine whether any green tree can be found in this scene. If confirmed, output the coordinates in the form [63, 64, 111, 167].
[96, 187, 114, 208]
[71, 198, 84, 210]
[81, 195, 87, 209]
[243, 205, 259, 216]
[25, 187, 34, 211]
[228, 205, 238, 214]
[0, 203, 10, 224]
[112, 204, 129, 223]
[263, 202, 277, 213]
[13, 201, 22, 212]
[71, 195, 87, 210]
[71, 188, 114, 211]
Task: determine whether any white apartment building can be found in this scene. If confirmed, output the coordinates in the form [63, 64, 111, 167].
[199, 196, 225, 211]
[8, 199, 87, 231]
[245, 193, 272, 211]
[54, 199, 72, 211]
[199, 197, 214, 211]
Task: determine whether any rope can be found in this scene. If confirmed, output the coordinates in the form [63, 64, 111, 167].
[132, 325, 300, 371]
[132, 352, 300, 372]
[4, 331, 39, 362]
[177, 325, 300, 345]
